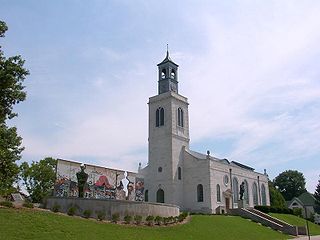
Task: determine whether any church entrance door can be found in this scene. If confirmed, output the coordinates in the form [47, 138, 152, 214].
[225, 198, 230, 210]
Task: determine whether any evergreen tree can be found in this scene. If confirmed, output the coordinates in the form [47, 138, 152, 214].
[315, 176, 320, 205]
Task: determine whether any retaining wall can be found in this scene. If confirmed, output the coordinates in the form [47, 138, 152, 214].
[45, 197, 180, 220]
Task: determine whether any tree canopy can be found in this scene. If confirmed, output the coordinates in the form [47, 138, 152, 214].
[315, 176, 320, 205]
[273, 170, 306, 201]
[0, 20, 28, 195]
[20, 157, 57, 203]
[268, 181, 286, 208]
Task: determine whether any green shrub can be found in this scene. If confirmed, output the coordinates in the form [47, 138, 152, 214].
[22, 201, 34, 208]
[124, 215, 132, 224]
[163, 217, 169, 225]
[51, 203, 60, 213]
[83, 209, 92, 219]
[155, 216, 163, 225]
[96, 211, 105, 221]
[134, 215, 142, 225]
[254, 206, 293, 215]
[0, 201, 13, 208]
[112, 213, 120, 223]
[67, 206, 77, 216]
[146, 215, 154, 226]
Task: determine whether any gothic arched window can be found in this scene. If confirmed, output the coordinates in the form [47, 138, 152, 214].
[253, 182, 258, 205]
[156, 107, 165, 127]
[178, 107, 184, 127]
[244, 180, 249, 204]
[144, 190, 149, 202]
[178, 167, 182, 180]
[171, 69, 176, 79]
[233, 177, 239, 203]
[156, 189, 164, 203]
[216, 184, 221, 202]
[197, 184, 204, 202]
[261, 184, 267, 206]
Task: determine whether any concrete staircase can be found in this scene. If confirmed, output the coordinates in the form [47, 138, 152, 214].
[231, 208, 307, 236]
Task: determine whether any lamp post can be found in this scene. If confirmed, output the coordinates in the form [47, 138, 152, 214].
[304, 206, 310, 240]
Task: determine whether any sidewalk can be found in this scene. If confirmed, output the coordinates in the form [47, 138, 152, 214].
[293, 236, 320, 240]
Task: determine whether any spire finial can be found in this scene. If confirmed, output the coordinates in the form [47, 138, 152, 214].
[166, 44, 169, 58]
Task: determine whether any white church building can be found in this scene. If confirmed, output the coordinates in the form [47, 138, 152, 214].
[140, 51, 270, 213]
[54, 51, 270, 214]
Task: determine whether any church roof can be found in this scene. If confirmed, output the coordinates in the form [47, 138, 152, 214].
[185, 149, 255, 171]
[157, 50, 179, 67]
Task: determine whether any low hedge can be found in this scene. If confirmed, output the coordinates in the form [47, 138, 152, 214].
[254, 206, 293, 214]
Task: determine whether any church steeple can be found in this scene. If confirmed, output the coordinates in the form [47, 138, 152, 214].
[157, 49, 179, 94]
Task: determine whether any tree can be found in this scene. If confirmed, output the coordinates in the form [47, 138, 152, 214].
[273, 170, 306, 201]
[20, 157, 57, 203]
[315, 176, 320, 205]
[0, 20, 28, 195]
[268, 181, 286, 208]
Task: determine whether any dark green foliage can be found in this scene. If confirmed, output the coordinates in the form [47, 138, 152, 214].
[111, 213, 120, 223]
[0, 200, 13, 208]
[155, 216, 163, 225]
[315, 176, 320, 206]
[134, 215, 142, 225]
[22, 201, 34, 208]
[20, 157, 57, 203]
[146, 215, 154, 226]
[96, 211, 105, 221]
[254, 205, 293, 214]
[83, 209, 92, 219]
[51, 203, 60, 213]
[0, 21, 28, 195]
[67, 206, 76, 216]
[124, 215, 132, 224]
[293, 208, 302, 217]
[273, 170, 307, 201]
[268, 181, 286, 207]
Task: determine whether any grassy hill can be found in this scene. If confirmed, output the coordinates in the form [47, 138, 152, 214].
[270, 213, 320, 236]
[0, 208, 292, 240]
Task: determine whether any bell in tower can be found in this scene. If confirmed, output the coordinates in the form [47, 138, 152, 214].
[157, 48, 179, 94]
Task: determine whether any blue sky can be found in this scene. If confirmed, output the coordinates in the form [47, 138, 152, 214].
[1, 0, 320, 192]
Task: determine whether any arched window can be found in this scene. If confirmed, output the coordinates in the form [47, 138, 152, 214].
[177, 108, 184, 127]
[156, 107, 165, 127]
[178, 167, 182, 180]
[216, 184, 221, 202]
[171, 69, 175, 79]
[253, 182, 258, 205]
[144, 190, 149, 202]
[261, 184, 267, 206]
[244, 180, 249, 204]
[233, 177, 239, 203]
[156, 189, 164, 203]
[197, 184, 204, 202]
[161, 69, 166, 79]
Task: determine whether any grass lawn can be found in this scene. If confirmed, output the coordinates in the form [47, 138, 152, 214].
[270, 213, 320, 236]
[0, 208, 292, 240]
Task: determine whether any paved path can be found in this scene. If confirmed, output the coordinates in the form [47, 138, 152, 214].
[292, 236, 320, 240]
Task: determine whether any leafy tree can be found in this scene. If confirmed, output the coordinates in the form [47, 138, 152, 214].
[268, 181, 286, 208]
[0, 20, 28, 195]
[273, 170, 306, 201]
[20, 157, 57, 203]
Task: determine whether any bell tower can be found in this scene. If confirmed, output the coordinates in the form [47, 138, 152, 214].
[157, 49, 179, 94]
[144, 50, 189, 206]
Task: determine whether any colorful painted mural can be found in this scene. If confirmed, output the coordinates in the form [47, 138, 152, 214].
[54, 159, 144, 201]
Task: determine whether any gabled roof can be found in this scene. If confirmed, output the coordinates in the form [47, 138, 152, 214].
[289, 192, 317, 207]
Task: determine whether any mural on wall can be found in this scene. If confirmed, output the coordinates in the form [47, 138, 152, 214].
[54, 159, 144, 201]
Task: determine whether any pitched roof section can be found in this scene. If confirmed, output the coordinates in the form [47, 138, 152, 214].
[297, 192, 316, 206]
[157, 50, 179, 67]
[231, 161, 255, 171]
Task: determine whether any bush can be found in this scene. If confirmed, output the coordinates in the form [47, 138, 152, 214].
[67, 206, 77, 216]
[96, 211, 105, 221]
[163, 217, 170, 225]
[146, 215, 154, 226]
[112, 213, 120, 223]
[83, 209, 92, 219]
[155, 216, 163, 225]
[0, 201, 14, 208]
[134, 215, 143, 225]
[51, 203, 60, 212]
[254, 205, 293, 214]
[22, 201, 34, 208]
[124, 215, 132, 224]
